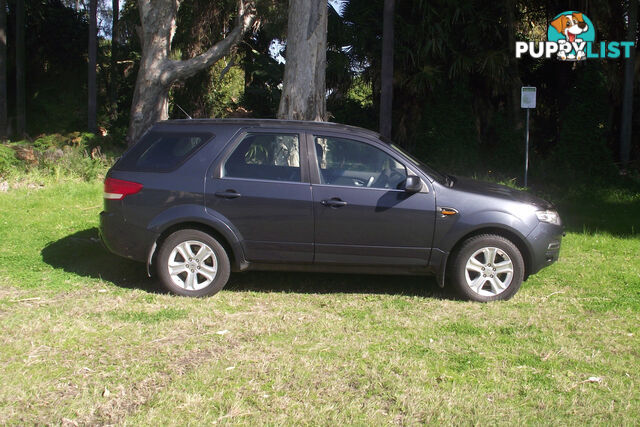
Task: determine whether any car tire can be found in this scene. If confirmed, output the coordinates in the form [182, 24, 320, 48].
[156, 229, 230, 297]
[448, 234, 524, 302]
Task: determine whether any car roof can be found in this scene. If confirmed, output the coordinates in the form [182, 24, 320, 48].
[155, 118, 383, 141]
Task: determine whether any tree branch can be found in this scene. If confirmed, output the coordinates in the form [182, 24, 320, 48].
[165, 0, 256, 84]
[218, 56, 236, 83]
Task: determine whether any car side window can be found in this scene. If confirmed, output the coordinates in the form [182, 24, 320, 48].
[223, 133, 301, 182]
[115, 131, 212, 172]
[314, 136, 407, 189]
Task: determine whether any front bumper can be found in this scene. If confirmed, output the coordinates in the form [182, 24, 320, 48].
[526, 221, 564, 275]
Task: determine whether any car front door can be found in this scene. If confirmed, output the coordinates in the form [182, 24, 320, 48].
[309, 133, 436, 266]
[205, 129, 314, 263]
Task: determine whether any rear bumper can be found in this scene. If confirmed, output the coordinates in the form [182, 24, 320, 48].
[99, 210, 156, 263]
[526, 222, 564, 276]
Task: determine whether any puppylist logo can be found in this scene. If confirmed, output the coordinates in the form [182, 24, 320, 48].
[516, 11, 635, 61]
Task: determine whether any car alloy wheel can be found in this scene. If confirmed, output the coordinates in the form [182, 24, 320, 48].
[448, 234, 524, 302]
[156, 229, 230, 297]
[464, 246, 514, 297]
[167, 240, 218, 291]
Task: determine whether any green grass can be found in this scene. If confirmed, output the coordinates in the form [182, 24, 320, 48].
[0, 180, 639, 424]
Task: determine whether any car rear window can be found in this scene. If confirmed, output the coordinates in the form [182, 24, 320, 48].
[115, 131, 213, 172]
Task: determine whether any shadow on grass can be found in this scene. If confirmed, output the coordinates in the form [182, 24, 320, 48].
[41, 228, 448, 298]
[556, 191, 640, 237]
[41, 228, 158, 293]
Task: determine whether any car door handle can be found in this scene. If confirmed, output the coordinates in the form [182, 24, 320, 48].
[215, 190, 241, 199]
[321, 198, 347, 208]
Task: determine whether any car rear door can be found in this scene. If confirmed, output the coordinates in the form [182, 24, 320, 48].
[308, 132, 436, 266]
[205, 128, 314, 263]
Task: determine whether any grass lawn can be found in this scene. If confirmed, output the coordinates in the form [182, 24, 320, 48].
[0, 180, 639, 424]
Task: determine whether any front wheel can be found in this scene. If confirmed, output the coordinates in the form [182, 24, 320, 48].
[156, 229, 230, 297]
[448, 234, 524, 302]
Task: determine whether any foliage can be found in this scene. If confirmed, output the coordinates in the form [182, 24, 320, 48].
[546, 64, 618, 183]
[1, 0, 637, 189]
[411, 84, 480, 174]
[237, 0, 288, 118]
[169, 0, 242, 119]
[332, 0, 639, 186]
[328, 78, 377, 130]
[2, 0, 91, 134]
[0, 145, 21, 176]
[0, 133, 115, 182]
[170, 58, 245, 119]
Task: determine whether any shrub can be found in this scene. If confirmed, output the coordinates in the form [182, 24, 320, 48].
[1, 132, 118, 183]
[0, 145, 22, 177]
[38, 145, 113, 181]
[33, 134, 68, 150]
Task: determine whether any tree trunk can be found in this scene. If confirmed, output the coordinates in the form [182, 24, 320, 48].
[620, 0, 638, 166]
[379, 0, 394, 138]
[0, 0, 7, 139]
[506, 0, 523, 129]
[126, 0, 255, 145]
[109, 0, 119, 120]
[277, 0, 328, 121]
[15, 0, 25, 137]
[88, 0, 97, 133]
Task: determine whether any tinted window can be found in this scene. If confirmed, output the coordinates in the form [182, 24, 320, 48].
[223, 133, 301, 182]
[115, 131, 212, 172]
[314, 136, 407, 189]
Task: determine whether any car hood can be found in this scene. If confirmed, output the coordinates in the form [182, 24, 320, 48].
[450, 176, 554, 210]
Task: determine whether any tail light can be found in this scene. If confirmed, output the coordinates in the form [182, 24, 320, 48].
[104, 177, 143, 200]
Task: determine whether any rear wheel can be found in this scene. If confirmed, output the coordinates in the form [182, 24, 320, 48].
[156, 229, 230, 297]
[448, 234, 524, 302]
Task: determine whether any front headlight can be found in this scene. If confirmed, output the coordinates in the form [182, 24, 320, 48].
[536, 210, 561, 225]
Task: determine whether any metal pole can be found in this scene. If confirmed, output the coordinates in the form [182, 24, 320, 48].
[524, 108, 529, 188]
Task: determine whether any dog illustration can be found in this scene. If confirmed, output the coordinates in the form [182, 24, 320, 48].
[550, 12, 589, 60]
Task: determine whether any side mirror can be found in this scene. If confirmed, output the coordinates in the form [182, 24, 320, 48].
[404, 175, 422, 193]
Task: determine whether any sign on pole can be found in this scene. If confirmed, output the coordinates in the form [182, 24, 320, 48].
[521, 87, 536, 187]
[521, 87, 536, 109]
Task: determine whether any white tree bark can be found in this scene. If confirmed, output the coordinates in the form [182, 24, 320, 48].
[277, 0, 327, 121]
[126, 0, 256, 145]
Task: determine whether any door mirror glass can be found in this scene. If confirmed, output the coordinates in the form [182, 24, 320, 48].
[404, 175, 422, 193]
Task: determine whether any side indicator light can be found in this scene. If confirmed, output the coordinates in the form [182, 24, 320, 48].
[440, 207, 459, 216]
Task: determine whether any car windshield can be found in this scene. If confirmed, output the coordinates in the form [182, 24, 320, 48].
[384, 140, 448, 184]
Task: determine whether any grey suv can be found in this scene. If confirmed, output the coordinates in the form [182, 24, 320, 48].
[99, 119, 562, 301]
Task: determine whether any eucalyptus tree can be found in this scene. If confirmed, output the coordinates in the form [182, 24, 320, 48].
[126, 0, 256, 145]
[110, 0, 120, 120]
[277, 0, 328, 121]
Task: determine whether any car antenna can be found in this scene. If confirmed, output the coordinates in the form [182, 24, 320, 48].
[175, 103, 193, 120]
